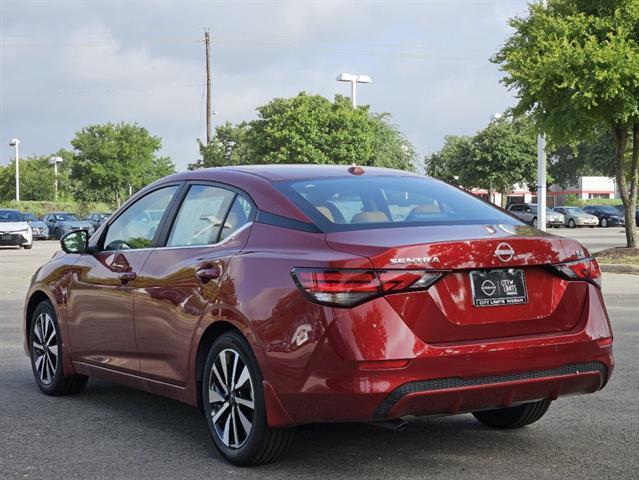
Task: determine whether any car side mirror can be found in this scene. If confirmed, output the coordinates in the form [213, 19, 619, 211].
[60, 229, 90, 254]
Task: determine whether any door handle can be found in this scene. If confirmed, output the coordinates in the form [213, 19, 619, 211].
[196, 267, 220, 284]
[118, 271, 137, 284]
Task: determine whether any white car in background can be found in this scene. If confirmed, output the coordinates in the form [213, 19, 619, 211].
[0, 209, 33, 249]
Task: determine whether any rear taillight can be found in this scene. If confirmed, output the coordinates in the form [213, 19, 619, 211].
[291, 268, 444, 307]
[547, 258, 602, 288]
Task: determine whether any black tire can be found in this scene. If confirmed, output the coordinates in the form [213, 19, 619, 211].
[531, 217, 538, 228]
[472, 400, 551, 429]
[601, 217, 608, 228]
[202, 332, 295, 466]
[53, 228, 62, 240]
[29, 301, 88, 396]
[23, 243, 33, 249]
[568, 218, 576, 228]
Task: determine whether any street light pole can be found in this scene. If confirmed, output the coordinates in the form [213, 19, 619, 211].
[9, 139, 20, 202]
[537, 134, 547, 231]
[536, 0, 548, 232]
[336, 73, 373, 107]
[49, 156, 64, 200]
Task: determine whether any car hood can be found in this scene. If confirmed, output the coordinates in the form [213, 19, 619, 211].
[0, 221, 30, 232]
[59, 221, 92, 228]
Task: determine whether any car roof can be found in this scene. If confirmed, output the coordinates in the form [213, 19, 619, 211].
[169, 165, 421, 182]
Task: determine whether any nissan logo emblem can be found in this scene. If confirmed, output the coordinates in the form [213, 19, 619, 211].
[495, 242, 515, 262]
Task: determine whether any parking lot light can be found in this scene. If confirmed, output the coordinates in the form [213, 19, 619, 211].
[9, 138, 20, 201]
[336, 73, 373, 107]
[48, 156, 64, 200]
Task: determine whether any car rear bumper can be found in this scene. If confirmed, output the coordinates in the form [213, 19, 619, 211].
[264, 284, 614, 427]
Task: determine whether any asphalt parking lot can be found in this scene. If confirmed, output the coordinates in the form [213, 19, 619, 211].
[1, 239, 637, 480]
[553, 226, 630, 253]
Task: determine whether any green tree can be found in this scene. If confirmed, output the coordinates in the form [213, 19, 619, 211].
[426, 116, 537, 206]
[0, 156, 56, 201]
[70, 123, 175, 206]
[425, 135, 472, 183]
[246, 93, 414, 169]
[493, 0, 639, 246]
[189, 122, 251, 169]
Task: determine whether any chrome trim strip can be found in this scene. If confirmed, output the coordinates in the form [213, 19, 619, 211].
[96, 222, 253, 254]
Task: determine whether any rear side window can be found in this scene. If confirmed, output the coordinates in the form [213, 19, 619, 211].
[167, 185, 235, 247]
[277, 176, 522, 232]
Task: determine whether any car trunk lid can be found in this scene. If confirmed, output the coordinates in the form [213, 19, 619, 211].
[326, 224, 590, 343]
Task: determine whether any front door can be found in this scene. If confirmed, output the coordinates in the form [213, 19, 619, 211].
[66, 185, 179, 373]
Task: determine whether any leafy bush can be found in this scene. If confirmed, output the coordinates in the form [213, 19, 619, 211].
[0, 200, 114, 218]
[562, 194, 622, 208]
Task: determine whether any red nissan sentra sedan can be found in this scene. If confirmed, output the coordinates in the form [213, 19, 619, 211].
[24, 165, 613, 465]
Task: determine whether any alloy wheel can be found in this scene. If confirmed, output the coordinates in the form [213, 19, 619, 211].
[208, 348, 255, 449]
[32, 313, 58, 385]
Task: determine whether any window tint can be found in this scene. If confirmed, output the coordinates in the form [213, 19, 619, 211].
[103, 186, 178, 250]
[219, 194, 254, 241]
[167, 185, 235, 247]
[278, 176, 522, 232]
[0, 210, 24, 222]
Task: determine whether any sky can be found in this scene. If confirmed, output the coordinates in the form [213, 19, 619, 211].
[0, 0, 530, 172]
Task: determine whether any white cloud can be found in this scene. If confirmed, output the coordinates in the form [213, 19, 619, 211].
[0, 0, 530, 170]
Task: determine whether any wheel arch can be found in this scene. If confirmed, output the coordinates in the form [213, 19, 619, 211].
[194, 320, 242, 412]
[25, 290, 52, 346]
[192, 319, 295, 427]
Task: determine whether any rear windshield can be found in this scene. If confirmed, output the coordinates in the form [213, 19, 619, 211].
[277, 176, 522, 231]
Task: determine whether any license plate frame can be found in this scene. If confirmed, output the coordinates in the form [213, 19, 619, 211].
[470, 269, 528, 307]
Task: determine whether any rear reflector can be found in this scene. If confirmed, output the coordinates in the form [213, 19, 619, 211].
[547, 258, 602, 288]
[359, 360, 409, 371]
[292, 268, 445, 307]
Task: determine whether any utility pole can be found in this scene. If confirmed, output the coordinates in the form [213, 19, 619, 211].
[205, 29, 212, 144]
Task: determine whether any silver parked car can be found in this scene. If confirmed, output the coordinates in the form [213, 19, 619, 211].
[552, 206, 599, 228]
[507, 203, 564, 228]
[43, 212, 94, 239]
[22, 213, 49, 239]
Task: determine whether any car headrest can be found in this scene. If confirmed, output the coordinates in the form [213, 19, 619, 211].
[351, 211, 389, 224]
[315, 206, 334, 222]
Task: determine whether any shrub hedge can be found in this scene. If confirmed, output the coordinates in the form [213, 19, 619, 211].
[0, 200, 114, 218]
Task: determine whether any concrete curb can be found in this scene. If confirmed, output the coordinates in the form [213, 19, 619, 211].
[599, 263, 639, 275]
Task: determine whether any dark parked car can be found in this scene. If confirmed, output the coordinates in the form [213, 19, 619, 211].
[582, 205, 625, 227]
[24, 166, 613, 466]
[43, 212, 94, 239]
[613, 204, 639, 226]
[85, 212, 112, 230]
[22, 213, 49, 239]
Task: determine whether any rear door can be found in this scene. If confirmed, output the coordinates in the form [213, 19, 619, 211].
[134, 183, 255, 385]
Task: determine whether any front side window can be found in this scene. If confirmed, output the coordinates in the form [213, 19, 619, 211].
[167, 185, 236, 247]
[54, 213, 78, 221]
[277, 176, 523, 232]
[103, 186, 178, 250]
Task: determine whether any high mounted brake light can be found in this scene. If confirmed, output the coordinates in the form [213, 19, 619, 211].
[291, 268, 445, 307]
[547, 258, 602, 289]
